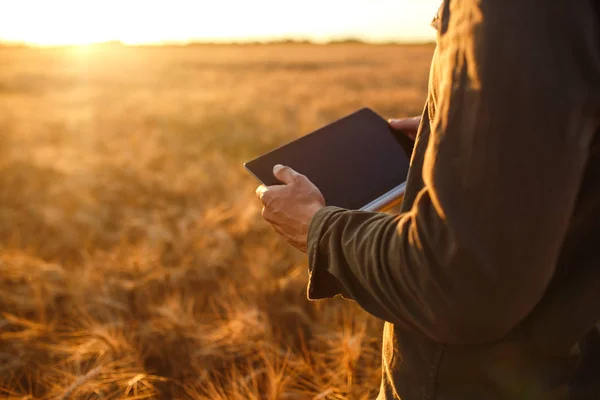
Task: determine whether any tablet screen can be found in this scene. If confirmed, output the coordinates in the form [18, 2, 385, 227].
[244, 108, 412, 210]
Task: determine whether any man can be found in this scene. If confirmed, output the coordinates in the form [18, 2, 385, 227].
[256, 0, 600, 398]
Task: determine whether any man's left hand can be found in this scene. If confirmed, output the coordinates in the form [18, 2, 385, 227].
[256, 165, 326, 252]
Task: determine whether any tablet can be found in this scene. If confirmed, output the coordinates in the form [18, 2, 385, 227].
[244, 108, 412, 211]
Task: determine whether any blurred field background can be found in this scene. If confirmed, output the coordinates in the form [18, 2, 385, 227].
[0, 43, 433, 399]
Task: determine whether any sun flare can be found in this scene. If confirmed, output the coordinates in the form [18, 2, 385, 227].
[0, 0, 439, 46]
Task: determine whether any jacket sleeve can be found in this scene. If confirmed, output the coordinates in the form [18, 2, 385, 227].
[306, 0, 600, 345]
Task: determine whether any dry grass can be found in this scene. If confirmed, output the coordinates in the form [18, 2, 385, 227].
[0, 43, 433, 399]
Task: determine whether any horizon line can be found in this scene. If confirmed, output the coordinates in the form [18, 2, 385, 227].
[0, 37, 436, 49]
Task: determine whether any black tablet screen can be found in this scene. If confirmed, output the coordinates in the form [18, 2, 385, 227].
[244, 108, 412, 210]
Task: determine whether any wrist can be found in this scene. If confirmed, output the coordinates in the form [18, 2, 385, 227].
[307, 203, 325, 222]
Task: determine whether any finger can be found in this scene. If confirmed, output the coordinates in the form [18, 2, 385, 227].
[262, 206, 278, 224]
[258, 184, 284, 207]
[273, 164, 300, 185]
[388, 117, 420, 131]
[388, 118, 419, 140]
[255, 185, 268, 201]
[261, 206, 271, 220]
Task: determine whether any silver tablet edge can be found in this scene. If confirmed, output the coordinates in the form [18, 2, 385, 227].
[359, 183, 407, 212]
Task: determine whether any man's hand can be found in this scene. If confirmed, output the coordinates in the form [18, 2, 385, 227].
[388, 116, 421, 140]
[256, 165, 326, 252]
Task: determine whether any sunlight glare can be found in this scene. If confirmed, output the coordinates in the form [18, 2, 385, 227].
[0, 0, 439, 46]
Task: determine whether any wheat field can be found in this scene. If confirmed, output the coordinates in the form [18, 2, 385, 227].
[0, 43, 434, 399]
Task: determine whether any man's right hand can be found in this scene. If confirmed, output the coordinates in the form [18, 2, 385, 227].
[388, 116, 421, 141]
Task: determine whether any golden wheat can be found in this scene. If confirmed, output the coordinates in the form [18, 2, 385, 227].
[0, 43, 433, 399]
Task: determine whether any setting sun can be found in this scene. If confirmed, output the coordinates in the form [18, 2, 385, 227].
[1, 0, 439, 46]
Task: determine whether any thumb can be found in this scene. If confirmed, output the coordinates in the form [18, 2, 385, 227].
[273, 164, 299, 184]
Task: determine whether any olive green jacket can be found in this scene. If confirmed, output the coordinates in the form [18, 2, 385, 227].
[307, 1, 600, 398]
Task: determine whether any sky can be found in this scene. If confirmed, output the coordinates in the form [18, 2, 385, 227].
[0, 0, 440, 46]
